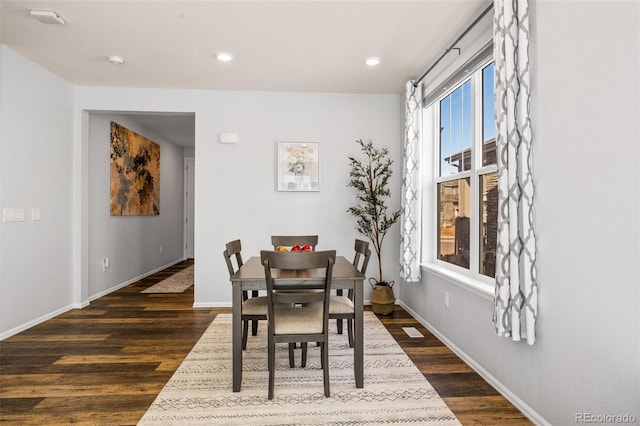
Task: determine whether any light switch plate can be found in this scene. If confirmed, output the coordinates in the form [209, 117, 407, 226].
[3, 208, 25, 222]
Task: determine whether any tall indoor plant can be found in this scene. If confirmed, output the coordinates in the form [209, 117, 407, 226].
[347, 139, 400, 314]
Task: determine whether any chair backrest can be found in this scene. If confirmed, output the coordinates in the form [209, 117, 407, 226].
[223, 239, 243, 277]
[225, 239, 252, 302]
[353, 239, 372, 274]
[271, 235, 318, 251]
[260, 250, 336, 332]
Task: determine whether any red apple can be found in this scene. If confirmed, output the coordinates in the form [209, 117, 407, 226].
[302, 244, 311, 252]
[291, 245, 302, 252]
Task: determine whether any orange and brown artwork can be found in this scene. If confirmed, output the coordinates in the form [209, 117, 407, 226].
[110, 122, 160, 216]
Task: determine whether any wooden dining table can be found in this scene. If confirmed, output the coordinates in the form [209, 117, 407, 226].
[229, 255, 365, 392]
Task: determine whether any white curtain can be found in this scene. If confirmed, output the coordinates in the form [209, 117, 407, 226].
[492, 0, 538, 345]
[400, 81, 422, 282]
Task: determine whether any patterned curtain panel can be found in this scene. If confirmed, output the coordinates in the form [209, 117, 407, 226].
[400, 81, 422, 282]
[492, 0, 538, 345]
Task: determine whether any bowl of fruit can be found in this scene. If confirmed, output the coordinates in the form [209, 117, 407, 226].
[292, 244, 311, 252]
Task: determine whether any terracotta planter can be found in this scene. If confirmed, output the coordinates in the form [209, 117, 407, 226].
[369, 279, 395, 315]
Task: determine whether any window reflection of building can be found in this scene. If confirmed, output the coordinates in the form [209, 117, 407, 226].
[438, 138, 497, 275]
[438, 178, 470, 269]
[481, 172, 498, 277]
[443, 138, 496, 172]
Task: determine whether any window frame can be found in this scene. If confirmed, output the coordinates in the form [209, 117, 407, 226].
[421, 57, 497, 296]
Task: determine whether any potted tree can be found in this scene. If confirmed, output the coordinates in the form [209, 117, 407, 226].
[347, 139, 400, 315]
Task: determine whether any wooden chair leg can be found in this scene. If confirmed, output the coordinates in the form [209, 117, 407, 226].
[288, 343, 295, 368]
[250, 291, 259, 336]
[242, 319, 249, 350]
[335, 289, 344, 334]
[347, 318, 354, 348]
[322, 341, 330, 397]
[301, 342, 308, 368]
[268, 334, 275, 400]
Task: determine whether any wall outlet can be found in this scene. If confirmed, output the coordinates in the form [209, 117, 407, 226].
[159, 246, 163, 254]
[444, 291, 450, 308]
[102, 257, 110, 272]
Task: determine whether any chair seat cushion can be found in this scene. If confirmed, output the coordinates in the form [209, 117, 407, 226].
[329, 295, 354, 314]
[242, 296, 267, 315]
[274, 301, 324, 334]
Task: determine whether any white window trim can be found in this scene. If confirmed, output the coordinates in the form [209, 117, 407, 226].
[421, 263, 494, 300]
[420, 58, 495, 298]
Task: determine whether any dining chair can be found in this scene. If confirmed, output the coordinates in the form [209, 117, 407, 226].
[271, 235, 318, 251]
[260, 249, 336, 400]
[330, 239, 371, 348]
[300, 239, 371, 367]
[271, 235, 319, 357]
[224, 239, 267, 350]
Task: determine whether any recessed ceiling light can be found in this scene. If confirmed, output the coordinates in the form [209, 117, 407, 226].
[216, 52, 234, 62]
[108, 55, 125, 65]
[365, 57, 381, 66]
[30, 9, 66, 25]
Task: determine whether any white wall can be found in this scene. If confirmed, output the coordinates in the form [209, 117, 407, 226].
[1, 51, 403, 335]
[194, 91, 403, 306]
[399, 2, 640, 425]
[74, 88, 403, 308]
[87, 113, 186, 299]
[0, 46, 74, 336]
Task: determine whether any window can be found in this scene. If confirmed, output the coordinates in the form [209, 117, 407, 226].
[424, 61, 497, 280]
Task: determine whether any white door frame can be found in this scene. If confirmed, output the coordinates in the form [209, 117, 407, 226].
[184, 157, 195, 259]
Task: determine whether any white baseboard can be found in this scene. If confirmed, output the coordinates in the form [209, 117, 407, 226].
[88, 258, 185, 302]
[192, 302, 231, 308]
[0, 303, 76, 340]
[397, 300, 550, 426]
[1, 258, 186, 341]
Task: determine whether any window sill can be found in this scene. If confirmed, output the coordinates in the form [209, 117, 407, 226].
[420, 263, 494, 301]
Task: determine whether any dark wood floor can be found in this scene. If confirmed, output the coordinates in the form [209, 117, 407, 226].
[0, 260, 531, 425]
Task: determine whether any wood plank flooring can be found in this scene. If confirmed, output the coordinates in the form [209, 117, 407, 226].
[376, 310, 532, 425]
[0, 260, 531, 425]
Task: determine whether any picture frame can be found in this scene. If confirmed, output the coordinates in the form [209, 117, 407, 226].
[277, 140, 320, 192]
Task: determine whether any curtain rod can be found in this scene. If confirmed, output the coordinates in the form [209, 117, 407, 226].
[413, 3, 493, 87]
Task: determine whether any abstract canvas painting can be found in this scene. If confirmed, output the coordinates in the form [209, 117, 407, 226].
[110, 122, 160, 216]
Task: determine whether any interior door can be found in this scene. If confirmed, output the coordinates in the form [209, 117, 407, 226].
[185, 158, 195, 259]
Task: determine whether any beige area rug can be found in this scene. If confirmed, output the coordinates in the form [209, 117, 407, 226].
[141, 265, 194, 293]
[138, 312, 461, 425]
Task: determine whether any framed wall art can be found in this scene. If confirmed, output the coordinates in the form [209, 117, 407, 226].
[110, 121, 160, 216]
[277, 140, 320, 192]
